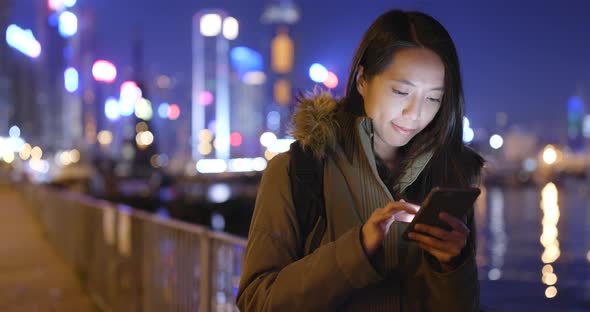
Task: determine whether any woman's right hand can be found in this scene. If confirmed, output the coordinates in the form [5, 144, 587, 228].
[361, 200, 420, 256]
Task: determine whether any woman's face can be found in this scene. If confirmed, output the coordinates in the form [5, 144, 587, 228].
[357, 47, 445, 151]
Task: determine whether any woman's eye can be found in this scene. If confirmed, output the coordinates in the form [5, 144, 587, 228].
[393, 89, 408, 95]
[428, 97, 441, 103]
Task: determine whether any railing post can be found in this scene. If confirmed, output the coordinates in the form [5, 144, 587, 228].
[200, 234, 211, 312]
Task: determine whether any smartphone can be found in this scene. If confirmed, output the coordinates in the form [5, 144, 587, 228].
[401, 187, 481, 241]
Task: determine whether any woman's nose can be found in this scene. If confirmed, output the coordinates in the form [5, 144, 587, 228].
[402, 95, 421, 120]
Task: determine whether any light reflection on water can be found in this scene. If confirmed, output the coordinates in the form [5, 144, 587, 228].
[477, 181, 590, 310]
[488, 187, 507, 281]
[540, 182, 560, 298]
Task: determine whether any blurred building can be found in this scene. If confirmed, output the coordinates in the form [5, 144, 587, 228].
[261, 0, 299, 138]
[567, 94, 586, 153]
[77, 9, 98, 149]
[60, 6, 83, 150]
[6, 43, 40, 145]
[1, 1, 87, 153]
[0, 0, 12, 135]
[36, 1, 67, 152]
[229, 46, 266, 158]
[91, 30, 161, 178]
[3, 3, 42, 146]
[9, 1, 85, 155]
[128, 32, 159, 176]
[192, 10, 239, 161]
[147, 70, 198, 174]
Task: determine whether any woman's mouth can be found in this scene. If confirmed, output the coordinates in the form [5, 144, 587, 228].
[391, 123, 416, 135]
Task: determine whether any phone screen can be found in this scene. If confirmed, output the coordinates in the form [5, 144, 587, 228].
[401, 187, 481, 241]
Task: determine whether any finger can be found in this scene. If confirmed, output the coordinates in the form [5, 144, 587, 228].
[399, 200, 420, 212]
[413, 224, 467, 250]
[417, 239, 462, 261]
[414, 224, 452, 241]
[382, 202, 397, 213]
[417, 242, 454, 263]
[393, 211, 415, 223]
[439, 213, 470, 235]
[369, 208, 388, 223]
[371, 208, 397, 224]
[384, 201, 419, 215]
[408, 232, 458, 254]
[373, 212, 393, 225]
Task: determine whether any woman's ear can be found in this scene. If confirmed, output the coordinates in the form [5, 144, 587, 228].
[355, 66, 366, 97]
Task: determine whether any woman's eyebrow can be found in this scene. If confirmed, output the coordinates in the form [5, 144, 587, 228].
[391, 79, 444, 91]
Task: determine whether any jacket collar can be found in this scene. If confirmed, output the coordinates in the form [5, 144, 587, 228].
[357, 116, 434, 195]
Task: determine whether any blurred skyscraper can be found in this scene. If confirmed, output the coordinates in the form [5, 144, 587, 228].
[3, 3, 41, 147]
[36, 1, 67, 152]
[0, 0, 13, 136]
[61, 5, 83, 150]
[128, 30, 159, 176]
[192, 10, 238, 161]
[567, 88, 586, 153]
[17, 1, 86, 155]
[229, 46, 266, 158]
[261, 0, 299, 138]
[78, 9, 98, 148]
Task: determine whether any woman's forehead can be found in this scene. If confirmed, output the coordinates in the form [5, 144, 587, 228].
[380, 48, 445, 87]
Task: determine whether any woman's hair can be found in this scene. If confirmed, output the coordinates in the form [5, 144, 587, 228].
[342, 9, 484, 199]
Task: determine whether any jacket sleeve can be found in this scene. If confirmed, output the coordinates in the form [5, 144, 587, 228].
[420, 174, 482, 312]
[236, 152, 384, 311]
[421, 245, 480, 311]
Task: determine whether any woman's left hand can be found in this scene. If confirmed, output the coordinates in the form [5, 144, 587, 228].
[407, 212, 469, 271]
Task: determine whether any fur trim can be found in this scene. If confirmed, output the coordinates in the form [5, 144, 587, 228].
[290, 89, 340, 159]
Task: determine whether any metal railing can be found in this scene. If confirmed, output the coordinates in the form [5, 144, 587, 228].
[20, 184, 247, 312]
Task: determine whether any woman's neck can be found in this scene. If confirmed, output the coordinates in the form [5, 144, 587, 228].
[373, 135, 399, 171]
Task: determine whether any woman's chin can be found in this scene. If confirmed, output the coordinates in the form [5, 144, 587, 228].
[386, 136, 412, 148]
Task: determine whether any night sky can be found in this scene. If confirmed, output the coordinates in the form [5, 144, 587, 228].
[10, 0, 590, 142]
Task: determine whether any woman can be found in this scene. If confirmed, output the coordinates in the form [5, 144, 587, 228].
[237, 9, 484, 311]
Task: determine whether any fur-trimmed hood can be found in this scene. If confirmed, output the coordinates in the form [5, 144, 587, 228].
[289, 90, 344, 159]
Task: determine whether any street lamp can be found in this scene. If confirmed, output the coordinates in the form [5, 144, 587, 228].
[323, 71, 339, 89]
[5, 24, 41, 58]
[63, 0, 77, 7]
[463, 117, 474, 144]
[200, 14, 222, 37]
[92, 60, 117, 83]
[58, 11, 77, 38]
[64, 67, 79, 92]
[222, 17, 239, 40]
[119, 81, 141, 116]
[309, 63, 328, 83]
[489, 134, 503, 150]
[542, 145, 558, 165]
[104, 97, 120, 121]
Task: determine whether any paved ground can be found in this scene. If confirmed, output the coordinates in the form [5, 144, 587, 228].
[0, 184, 98, 312]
